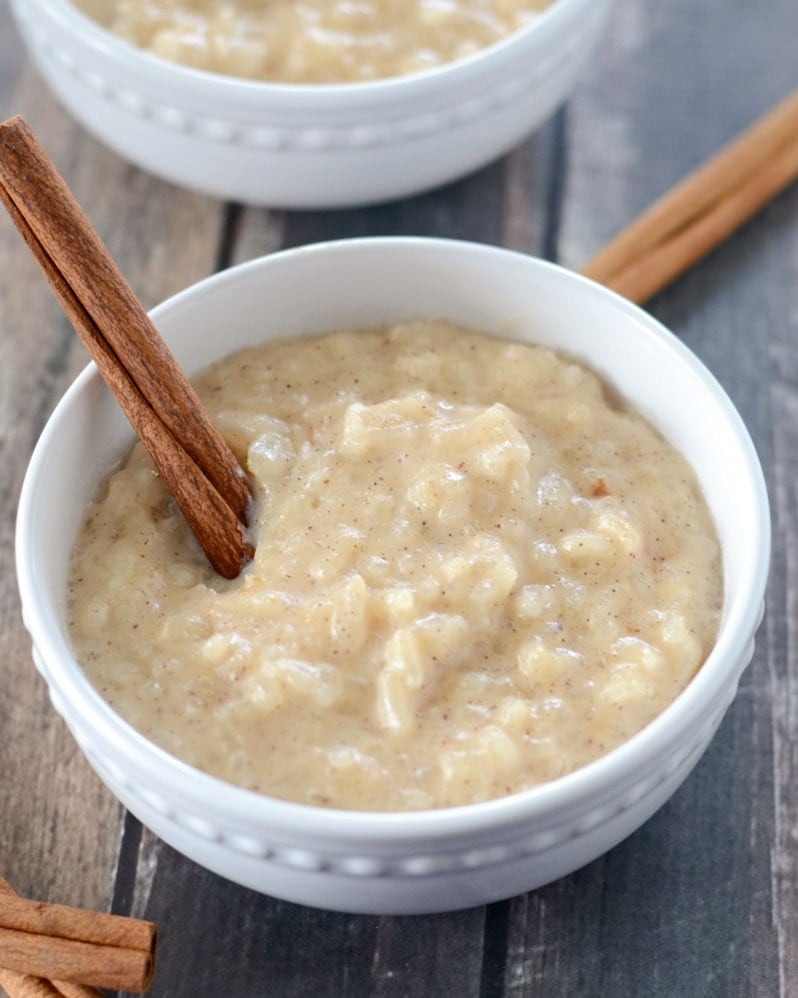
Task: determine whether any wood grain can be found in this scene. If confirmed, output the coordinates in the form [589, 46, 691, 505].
[1, 0, 796, 996]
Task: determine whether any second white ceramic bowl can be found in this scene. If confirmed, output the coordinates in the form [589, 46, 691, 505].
[10, 0, 616, 207]
[16, 238, 770, 913]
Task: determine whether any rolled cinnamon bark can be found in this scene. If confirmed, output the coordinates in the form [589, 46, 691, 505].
[0, 879, 155, 993]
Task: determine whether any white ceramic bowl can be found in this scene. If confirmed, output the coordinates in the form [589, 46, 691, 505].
[16, 238, 770, 914]
[9, 0, 616, 208]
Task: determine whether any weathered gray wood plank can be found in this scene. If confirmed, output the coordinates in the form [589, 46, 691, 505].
[121, 844, 488, 998]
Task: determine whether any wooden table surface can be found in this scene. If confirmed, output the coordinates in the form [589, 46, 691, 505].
[1, 2, 796, 995]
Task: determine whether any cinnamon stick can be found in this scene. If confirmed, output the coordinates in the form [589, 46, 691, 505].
[0, 116, 251, 522]
[0, 116, 253, 578]
[0, 977, 102, 998]
[0, 881, 76, 998]
[48, 985, 102, 998]
[0, 969, 64, 998]
[0, 879, 154, 994]
[581, 86, 798, 303]
[0, 926, 152, 993]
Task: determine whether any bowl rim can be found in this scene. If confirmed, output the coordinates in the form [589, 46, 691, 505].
[15, 237, 771, 844]
[21, 0, 608, 101]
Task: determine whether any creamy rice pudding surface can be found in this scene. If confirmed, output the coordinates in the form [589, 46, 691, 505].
[68, 322, 722, 812]
[73, 0, 552, 83]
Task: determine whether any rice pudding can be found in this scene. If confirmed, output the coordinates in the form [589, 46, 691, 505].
[72, 0, 554, 83]
[67, 321, 722, 811]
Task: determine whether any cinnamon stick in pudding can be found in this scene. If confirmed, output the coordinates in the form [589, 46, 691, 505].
[0, 879, 155, 993]
[0, 115, 253, 578]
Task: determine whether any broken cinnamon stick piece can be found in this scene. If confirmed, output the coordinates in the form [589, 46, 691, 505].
[50, 984, 102, 998]
[0, 968, 99, 998]
[0, 968, 64, 998]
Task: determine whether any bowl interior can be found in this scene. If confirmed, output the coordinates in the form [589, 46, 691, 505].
[17, 237, 770, 819]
